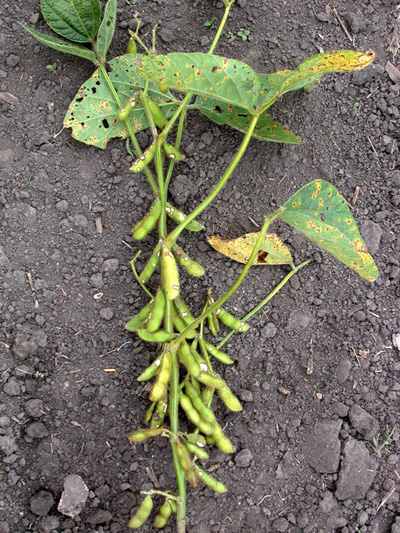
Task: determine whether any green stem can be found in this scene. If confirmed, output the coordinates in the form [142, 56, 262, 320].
[171, 210, 281, 351]
[99, 65, 159, 196]
[217, 260, 311, 349]
[164, 299, 186, 533]
[166, 113, 260, 247]
[209, 0, 234, 54]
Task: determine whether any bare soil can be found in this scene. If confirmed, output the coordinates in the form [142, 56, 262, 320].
[1, 1, 400, 532]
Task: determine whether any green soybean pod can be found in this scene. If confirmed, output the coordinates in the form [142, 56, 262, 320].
[137, 329, 175, 343]
[185, 382, 215, 423]
[178, 341, 201, 377]
[172, 245, 205, 277]
[218, 384, 243, 412]
[128, 427, 165, 442]
[125, 298, 154, 332]
[153, 500, 173, 529]
[179, 392, 214, 435]
[211, 421, 234, 454]
[175, 439, 197, 488]
[151, 396, 168, 428]
[145, 95, 168, 129]
[197, 372, 226, 389]
[169, 499, 177, 514]
[173, 307, 196, 339]
[128, 495, 153, 529]
[131, 142, 157, 173]
[150, 350, 173, 402]
[194, 466, 227, 494]
[144, 402, 156, 424]
[139, 243, 161, 284]
[132, 198, 161, 240]
[202, 386, 213, 408]
[216, 307, 249, 332]
[190, 375, 201, 396]
[137, 355, 162, 382]
[163, 142, 185, 162]
[183, 438, 209, 459]
[174, 296, 196, 325]
[190, 344, 206, 366]
[207, 311, 219, 337]
[161, 243, 179, 301]
[126, 38, 137, 54]
[158, 82, 168, 94]
[147, 288, 166, 333]
[113, 95, 137, 125]
[165, 203, 204, 232]
[205, 434, 215, 446]
[202, 339, 234, 365]
[187, 432, 207, 447]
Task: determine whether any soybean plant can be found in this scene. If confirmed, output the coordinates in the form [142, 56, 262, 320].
[24, 1, 378, 531]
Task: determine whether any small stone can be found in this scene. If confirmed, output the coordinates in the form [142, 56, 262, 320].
[0, 522, 10, 533]
[344, 12, 366, 33]
[58, 474, 89, 518]
[90, 273, 104, 289]
[304, 419, 342, 473]
[25, 399, 45, 418]
[159, 29, 174, 43]
[3, 377, 21, 396]
[337, 358, 352, 383]
[7, 54, 20, 67]
[86, 509, 112, 525]
[100, 307, 114, 321]
[12, 324, 47, 359]
[360, 220, 382, 255]
[102, 258, 119, 273]
[26, 421, 49, 439]
[349, 404, 379, 441]
[0, 436, 18, 456]
[30, 490, 54, 516]
[55, 200, 68, 213]
[352, 64, 384, 85]
[392, 516, 400, 533]
[40, 515, 60, 533]
[239, 389, 253, 402]
[335, 439, 377, 500]
[235, 448, 253, 468]
[262, 322, 277, 338]
[29, 12, 40, 24]
[272, 517, 289, 532]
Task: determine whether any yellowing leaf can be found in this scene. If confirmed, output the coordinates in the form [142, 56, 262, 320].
[208, 233, 293, 265]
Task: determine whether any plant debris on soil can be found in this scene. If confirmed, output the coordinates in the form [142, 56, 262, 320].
[1, 1, 400, 532]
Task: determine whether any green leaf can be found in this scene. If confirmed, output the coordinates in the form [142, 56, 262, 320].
[41, 0, 101, 43]
[208, 233, 293, 265]
[194, 96, 301, 143]
[279, 180, 378, 282]
[257, 50, 375, 111]
[135, 52, 261, 112]
[21, 24, 97, 63]
[95, 0, 117, 64]
[63, 54, 178, 149]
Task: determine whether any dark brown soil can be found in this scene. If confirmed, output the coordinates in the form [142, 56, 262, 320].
[1, 1, 400, 532]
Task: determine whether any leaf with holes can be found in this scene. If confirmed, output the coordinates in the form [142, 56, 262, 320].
[63, 54, 178, 149]
[41, 0, 101, 43]
[95, 0, 116, 64]
[279, 180, 378, 282]
[22, 24, 97, 63]
[257, 50, 375, 111]
[208, 233, 293, 265]
[194, 96, 301, 143]
[135, 52, 261, 112]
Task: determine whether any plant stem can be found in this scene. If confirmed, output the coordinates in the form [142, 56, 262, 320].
[209, 0, 234, 54]
[166, 113, 260, 248]
[99, 65, 159, 196]
[171, 209, 281, 351]
[217, 259, 311, 349]
[164, 299, 186, 532]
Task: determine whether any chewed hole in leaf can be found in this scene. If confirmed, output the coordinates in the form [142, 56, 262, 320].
[102, 119, 110, 129]
[320, 213, 326, 222]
